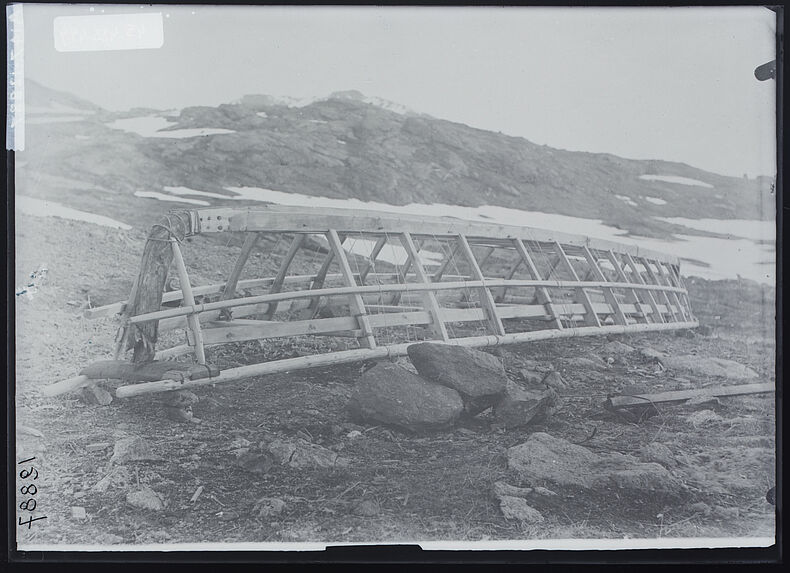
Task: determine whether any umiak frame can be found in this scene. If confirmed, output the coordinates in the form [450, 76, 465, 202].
[43, 206, 698, 399]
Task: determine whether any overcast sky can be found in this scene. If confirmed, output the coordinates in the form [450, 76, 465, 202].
[21, 4, 776, 178]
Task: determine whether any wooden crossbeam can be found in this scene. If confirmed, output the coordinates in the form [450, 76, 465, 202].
[638, 256, 679, 322]
[554, 241, 602, 328]
[400, 232, 449, 341]
[432, 243, 460, 282]
[358, 236, 388, 284]
[264, 234, 307, 320]
[623, 253, 665, 324]
[306, 233, 345, 319]
[605, 250, 648, 323]
[513, 239, 563, 330]
[657, 261, 689, 321]
[389, 238, 422, 306]
[456, 234, 506, 336]
[581, 247, 628, 326]
[221, 232, 260, 301]
[170, 238, 206, 364]
[326, 230, 376, 348]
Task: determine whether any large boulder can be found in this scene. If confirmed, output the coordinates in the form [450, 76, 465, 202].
[507, 432, 685, 500]
[406, 343, 508, 414]
[493, 381, 562, 429]
[348, 362, 464, 432]
[659, 355, 758, 380]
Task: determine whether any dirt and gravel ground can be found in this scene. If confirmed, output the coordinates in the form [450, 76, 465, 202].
[14, 213, 776, 546]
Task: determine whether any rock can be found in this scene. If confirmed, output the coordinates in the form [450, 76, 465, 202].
[354, 499, 381, 516]
[236, 450, 276, 474]
[603, 341, 635, 355]
[346, 430, 363, 439]
[659, 356, 758, 380]
[126, 486, 165, 511]
[499, 496, 544, 524]
[638, 442, 677, 468]
[265, 437, 349, 469]
[92, 466, 132, 492]
[165, 406, 199, 423]
[348, 362, 464, 432]
[507, 433, 685, 500]
[406, 343, 507, 414]
[640, 347, 667, 360]
[253, 497, 286, 518]
[532, 486, 558, 497]
[519, 370, 544, 386]
[686, 409, 723, 428]
[493, 481, 533, 498]
[71, 506, 87, 520]
[80, 384, 113, 406]
[689, 502, 712, 516]
[85, 442, 112, 452]
[541, 371, 568, 391]
[493, 381, 562, 429]
[230, 437, 252, 449]
[162, 390, 199, 408]
[110, 436, 161, 464]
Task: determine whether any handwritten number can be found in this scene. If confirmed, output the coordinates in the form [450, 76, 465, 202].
[19, 499, 37, 511]
[18, 515, 47, 528]
[18, 457, 36, 464]
[20, 484, 37, 496]
[19, 467, 39, 480]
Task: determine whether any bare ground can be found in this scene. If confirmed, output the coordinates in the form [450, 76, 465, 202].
[13, 214, 776, 546]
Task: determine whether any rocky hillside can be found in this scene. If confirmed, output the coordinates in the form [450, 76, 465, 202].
[16, 79, 774, 237]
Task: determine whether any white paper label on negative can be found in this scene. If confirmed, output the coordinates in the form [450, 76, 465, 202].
[54, 12, 164, 52]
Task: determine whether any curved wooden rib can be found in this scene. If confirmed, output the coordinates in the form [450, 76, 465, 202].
[45, 206, 697, 398]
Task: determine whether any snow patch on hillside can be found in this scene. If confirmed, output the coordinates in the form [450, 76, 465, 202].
[135, 191, 210, 206]
[16, 196, 131, 230]
[644, 196, 668, 205]
[639, 174, 713, 188]
[106, 116, 235, 138]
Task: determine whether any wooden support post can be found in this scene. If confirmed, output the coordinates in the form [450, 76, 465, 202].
[605, 250, 647, 323]
[493, 252, 523, 302]
[221, 232, 260, 302]
[657, 261, 689, 321]
[623, 253, 665, 324]
[264, 234, 306, 319]
[400, 232, 450, 341]
[456, 234, 506, 336]
[306, 233, 345, 319]
[554, 242, 602, 328]
[582, 247, 628, 326]
[358, 236, 388, 284]
[512, 239, 563, 329]
[639, 257, 679, 322]
[170, 238, 207, 364]
[326, 230, 377, 348]
[389, 238, 421, 305]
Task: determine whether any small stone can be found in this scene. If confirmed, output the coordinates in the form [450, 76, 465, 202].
[85, 442, 112, 452]
[165, 406, 199, 423]
[126, 486, 165, 511]
[80, 384, 113, 406]
[493, 381, 562, 429]
[253, 497, 286, 518]
[236, 450, 276, 474]
[74, 491, 86, 499]
[354, 499, 380, 516]
[331, 424, 344, 436]
[493, 481, 533, 498]
[541, 371, 568, 391]
[346, 430, 363, 439]
[93, 466, 132, 492]
[110, 436, 161, 464]
[230, 437, 252, 449]
[686, 396, 722, 408]
[686, 409, 723, 428]
[640, 347, 667, 360]
[638, 442, 677, 468]
[71, 506, 87, 520]
[499, 495, 544, 524]
[162, 390, 199, 408]
[219, 511, 240, 521]
[532, 486, 558, 497]
[519, 370, 544, 386]
[603, 341, 636, 355]
[689, 502, 712, 516]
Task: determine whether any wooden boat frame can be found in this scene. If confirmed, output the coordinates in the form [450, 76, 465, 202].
[43, 205, 697, 399]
